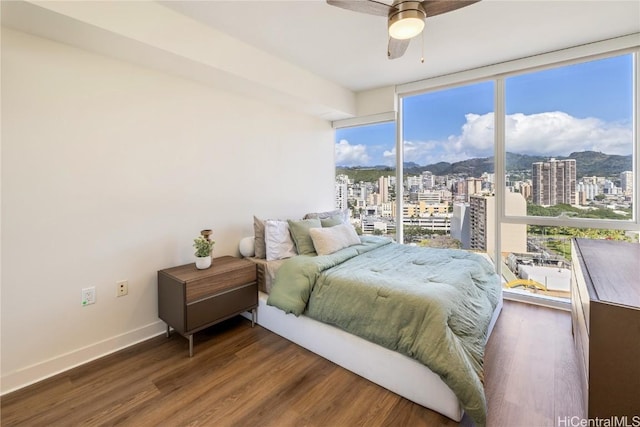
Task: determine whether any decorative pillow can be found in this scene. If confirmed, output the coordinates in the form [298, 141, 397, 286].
[320, 215, 343, 227]
[287, 218, 321, 255]
[253, 216, 266, 259]
[309, 223, 361, 256]
[304, 208, 349, 224]
[265, 219, 297, 261]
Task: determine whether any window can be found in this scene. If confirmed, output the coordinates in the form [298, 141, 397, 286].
[335, 121, 396, 238]
[500, 53, 638, 300]
[400, 81, 494, 249]
[504, 55, 634, 222]
[335, 42, 638, 306]
[502, 225, 636, 300]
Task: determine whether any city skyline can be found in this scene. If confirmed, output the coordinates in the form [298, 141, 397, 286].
[336, 54, 633, 167]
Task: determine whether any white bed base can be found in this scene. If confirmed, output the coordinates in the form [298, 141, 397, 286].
[244, 291, 503, 422]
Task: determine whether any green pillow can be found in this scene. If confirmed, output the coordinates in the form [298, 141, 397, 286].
[287, 218, 321, 255]
[320, 215, 344, 227]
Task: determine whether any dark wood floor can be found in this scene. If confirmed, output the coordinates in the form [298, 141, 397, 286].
[1, 300, 584, 426]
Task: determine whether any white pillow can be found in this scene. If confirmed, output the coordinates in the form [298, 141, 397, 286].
[309, 223, 361, 256]
[265, 220, 297, 261]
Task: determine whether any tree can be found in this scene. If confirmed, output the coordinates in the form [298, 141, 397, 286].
[403, 225, 424, 243]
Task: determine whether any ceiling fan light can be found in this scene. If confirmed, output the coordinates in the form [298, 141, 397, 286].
[388, 2, 426, 40]
[389, 15, 425, 40]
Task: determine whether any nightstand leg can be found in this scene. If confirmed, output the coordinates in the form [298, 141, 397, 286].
[251, 308, 257, 327]
[188, 334, 194, 357]
[166, 324, 171, 338]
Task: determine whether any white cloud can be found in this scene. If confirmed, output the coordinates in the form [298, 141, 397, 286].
[335, 139, 370, 166]
[384, 140, 439, 164]
[382, 147, 394, 160]
[338, 112, 631, 167]
[399, 111, 632, 166]
[504, 111, 632, 156]
[380, 114, 497, 166]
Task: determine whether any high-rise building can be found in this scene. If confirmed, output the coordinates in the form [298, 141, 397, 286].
[466, 178, 484, 202]
[335, 181, 348, 211]
[421, 171, 434, 190]
[532, 159, 576, 206]
[518, 182, 532, 201]
[469, 193, 527, 255]
[469, 196, 489, 251]
[406, 176, 421, 192]
[621, 171, 633, 196]
[377, 176, 389, 203]
[577, 181, 597, 200]
[451, 202, 470, 249]
[357, 182, 368, 206]
[603, 180, 618, 195]
[335, 175, 349, 211]
[455, 180, 467, 202]
[577, 190, 587, 205]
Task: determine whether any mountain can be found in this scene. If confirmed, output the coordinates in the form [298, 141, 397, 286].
[337, 151, 632, 181]
[567, 151, 632, 177]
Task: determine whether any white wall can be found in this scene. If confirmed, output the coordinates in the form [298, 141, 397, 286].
[355, 86, 396, 117]
[0, 28, 336, 393]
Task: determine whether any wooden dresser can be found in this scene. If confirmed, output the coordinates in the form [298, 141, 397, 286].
[571, 238, 640, 418]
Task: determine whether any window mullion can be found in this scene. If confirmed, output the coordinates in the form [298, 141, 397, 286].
[396, 100, 404, 244]
[495, 78, 506, 275]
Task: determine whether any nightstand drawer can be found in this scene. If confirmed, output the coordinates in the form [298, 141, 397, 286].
[186, 282, 257, 331]
[186, 262, 256, 303]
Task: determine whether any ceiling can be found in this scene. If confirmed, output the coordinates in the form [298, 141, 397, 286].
[160, 0, 640, 92]
[2, 1, 638, 120]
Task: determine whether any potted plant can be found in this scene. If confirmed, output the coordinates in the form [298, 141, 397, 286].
[193, 230, 215, 269]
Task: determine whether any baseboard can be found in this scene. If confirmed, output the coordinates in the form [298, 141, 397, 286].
[0, 320, 166, 396]
[503, 288, 571, 311]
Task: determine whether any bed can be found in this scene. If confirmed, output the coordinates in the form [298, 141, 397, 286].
[245, 230, 502, 426]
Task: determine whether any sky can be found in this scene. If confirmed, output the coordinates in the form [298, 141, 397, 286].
[336, 54, 634, 167]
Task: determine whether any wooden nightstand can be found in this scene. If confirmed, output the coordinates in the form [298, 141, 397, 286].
[158, 256, 257, 357]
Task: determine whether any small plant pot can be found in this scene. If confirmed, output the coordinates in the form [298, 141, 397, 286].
[195, 256, 212, 269]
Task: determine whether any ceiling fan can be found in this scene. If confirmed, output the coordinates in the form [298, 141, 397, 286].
[326, 0, 480, 59]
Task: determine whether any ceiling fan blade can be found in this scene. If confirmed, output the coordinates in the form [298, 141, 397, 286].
[421, 0, 480, 17]
[388, 37, 410, 60]
[326, 0, 392, 17]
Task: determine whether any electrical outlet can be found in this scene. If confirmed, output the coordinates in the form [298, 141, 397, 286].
[117, 280, 128, 297]
[82, 287, 96, 306]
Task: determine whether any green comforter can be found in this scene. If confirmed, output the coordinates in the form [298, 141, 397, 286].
[267, 236, 502, 425]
